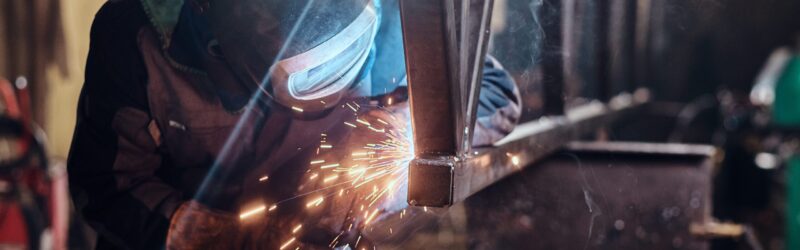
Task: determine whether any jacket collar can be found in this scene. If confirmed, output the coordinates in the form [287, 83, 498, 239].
[141, 0, 208, 75]
[140, 0, 183, 48]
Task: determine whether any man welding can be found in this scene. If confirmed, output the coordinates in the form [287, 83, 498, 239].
[68, 0, 520, 248]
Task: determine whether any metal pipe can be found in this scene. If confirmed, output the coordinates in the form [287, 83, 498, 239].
[461, 0, 495, 155]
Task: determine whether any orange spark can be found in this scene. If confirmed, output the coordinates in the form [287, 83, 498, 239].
[279, 237, 296, 250]
[239, 205, 266, 220]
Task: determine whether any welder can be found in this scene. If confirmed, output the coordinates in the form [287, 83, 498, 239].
[67, 0, 521, 248]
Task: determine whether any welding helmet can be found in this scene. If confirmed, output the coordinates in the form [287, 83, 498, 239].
[206, 0, 377, 113]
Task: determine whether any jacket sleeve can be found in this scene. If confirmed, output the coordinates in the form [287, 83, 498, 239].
[473, 55, 523, 146]
[67, 1, 183, 248]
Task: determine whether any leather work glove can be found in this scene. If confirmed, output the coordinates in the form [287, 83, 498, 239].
[472, 57, 522, 147]
[164, 146, 260, 249]
[166, 201, 240, 249]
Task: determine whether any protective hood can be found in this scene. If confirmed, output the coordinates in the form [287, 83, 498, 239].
[206, 0, 374, 112]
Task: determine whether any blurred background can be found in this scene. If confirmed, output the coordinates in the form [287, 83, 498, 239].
[0, 0, 104, 159]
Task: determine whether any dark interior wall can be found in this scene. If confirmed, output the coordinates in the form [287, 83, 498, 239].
[493, 0, 800, 119]
[646, 0, 800, 102]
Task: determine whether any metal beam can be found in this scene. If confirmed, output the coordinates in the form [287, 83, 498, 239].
[462, 141, 715, 249]
[399, 0, 651, 208]
[399, 0, 495, 206]
[460, 0, 495, 155]
[450, 91, 649, 206]
[399, 0, 460, 207]
[409, 90, 650, 207]
[399, 0, 459, 158]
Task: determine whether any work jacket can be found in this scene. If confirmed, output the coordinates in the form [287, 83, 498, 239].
[67, 0, 521, 249]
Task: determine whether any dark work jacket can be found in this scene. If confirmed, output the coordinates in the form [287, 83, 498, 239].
[67, 0, 521, 249]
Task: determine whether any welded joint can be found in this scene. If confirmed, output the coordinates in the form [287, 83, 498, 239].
[407, 155, 459, 207]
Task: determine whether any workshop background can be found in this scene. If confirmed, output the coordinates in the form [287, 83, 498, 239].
[1, 0, 800, 249]
[0, 0, 104, 159]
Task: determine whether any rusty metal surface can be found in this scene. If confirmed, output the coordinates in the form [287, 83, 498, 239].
[463, 142, 715, 250]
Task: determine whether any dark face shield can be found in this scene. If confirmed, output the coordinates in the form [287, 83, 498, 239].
[206, 0, 374, 112]
[271, 3, 378, 112]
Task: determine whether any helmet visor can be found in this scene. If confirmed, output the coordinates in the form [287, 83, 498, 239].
[271, 2, 378, 111]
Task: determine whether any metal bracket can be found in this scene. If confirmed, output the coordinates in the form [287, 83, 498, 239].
[400, 0, 650, 207]
[399, 0, 496, 207]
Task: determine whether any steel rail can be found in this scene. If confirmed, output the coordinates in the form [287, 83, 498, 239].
[408, 91, 650, 207]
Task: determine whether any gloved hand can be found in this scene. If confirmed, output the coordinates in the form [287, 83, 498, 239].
[165, 146, 258, 249]
[166, 201, 240, 249]
[473, 56, 522, 146]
